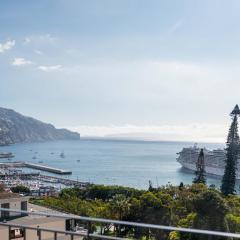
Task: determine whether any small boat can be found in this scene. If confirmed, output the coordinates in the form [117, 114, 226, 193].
[77, 160, 80, 162]
[60, 152, 65, 158]
[32, 156, 37, 160]
[38, 160, 43, 163]
[0, 152, 14, 159]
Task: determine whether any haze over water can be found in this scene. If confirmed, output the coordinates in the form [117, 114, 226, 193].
[0, 139, 231, 190]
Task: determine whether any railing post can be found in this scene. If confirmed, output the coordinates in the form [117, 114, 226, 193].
[87, 222, 91, 240]
[37, 225, 41, 240]
[70, 234, 74, 240]
[54, 232, 57, 240]
[23, 227, 26, 240]
[8, 226, 11, 240]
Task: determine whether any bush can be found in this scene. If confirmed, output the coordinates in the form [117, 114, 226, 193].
[11, 185, 30, 194]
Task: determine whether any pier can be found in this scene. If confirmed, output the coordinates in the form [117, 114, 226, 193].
[24, 162, 72, 175]
[0, 161, 72, 175]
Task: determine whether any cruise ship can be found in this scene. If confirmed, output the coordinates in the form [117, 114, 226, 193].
[176, 144, 240, 178]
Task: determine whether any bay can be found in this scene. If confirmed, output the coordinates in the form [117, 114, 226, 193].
[0, 139, 228, 189]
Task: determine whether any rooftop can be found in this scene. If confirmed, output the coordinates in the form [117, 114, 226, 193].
[0, 192, 21, 199]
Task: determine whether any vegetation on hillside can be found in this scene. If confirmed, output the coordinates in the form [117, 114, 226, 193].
[31, 183, 240, 239]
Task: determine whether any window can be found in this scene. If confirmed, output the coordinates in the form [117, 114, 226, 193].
[1, 203, 10, 218]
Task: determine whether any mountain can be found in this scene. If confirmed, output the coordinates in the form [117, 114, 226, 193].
[0, 107, 80, 145]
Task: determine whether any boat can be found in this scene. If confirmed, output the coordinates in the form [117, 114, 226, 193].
[0, 152, 14, 158]
[60, 152, 65, 158]
[77, 160, 80, 162]
[32, 156, 37, 160]
[176, 144, 234, 178]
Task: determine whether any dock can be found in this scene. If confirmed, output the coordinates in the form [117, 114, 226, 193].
[0, 172, 40, 180]
[0, 161, 72, 175]
[24, 162, 72, 175]
[34, 175, 90, 188]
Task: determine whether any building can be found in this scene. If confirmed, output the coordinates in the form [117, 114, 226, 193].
[0, 203, 84, 240]
[0, 192, 28, 220]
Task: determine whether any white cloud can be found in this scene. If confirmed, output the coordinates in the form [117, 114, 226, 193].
[38, 65, 63, 72]
[38, 34, 56, 42]
[167, 19, 184, 34]
[34, 50, 43, 55]
[12, 58, 33, 66]
[0, 40, 15, 53]
[24, 34, 57, 44]
[23, 37, 31, 44]
[67, 123, 228, 143]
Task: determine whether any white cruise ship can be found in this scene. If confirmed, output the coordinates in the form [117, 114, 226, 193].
[176, 144, 240, 179]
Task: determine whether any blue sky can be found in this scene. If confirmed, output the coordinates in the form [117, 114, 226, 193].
[1, 0, 240, 141]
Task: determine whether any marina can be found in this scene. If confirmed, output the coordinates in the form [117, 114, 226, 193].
[0, 160, 87, 195]
[0, 171, 89, 188]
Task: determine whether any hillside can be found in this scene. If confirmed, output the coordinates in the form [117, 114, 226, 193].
[0, 107, 80, 145]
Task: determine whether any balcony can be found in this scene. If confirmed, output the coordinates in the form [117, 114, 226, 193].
[0, 208, 239, 240]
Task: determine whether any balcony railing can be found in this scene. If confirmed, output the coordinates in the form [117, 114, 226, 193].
[0, 207, 240, 240]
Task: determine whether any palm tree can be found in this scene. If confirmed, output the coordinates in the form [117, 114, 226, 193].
[111, 194, 131, 236]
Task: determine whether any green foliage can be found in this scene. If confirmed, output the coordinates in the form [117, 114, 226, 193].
[226, 214, 240, 233]
[168, 231, 180, 240]
[193, 190, 228, 217]
[177, 213, 196, 240]
[11, 185, 30, 194]
[32, 183, 240, 240]
[60, 184, 143, 201]
[192, 190, 228, 240]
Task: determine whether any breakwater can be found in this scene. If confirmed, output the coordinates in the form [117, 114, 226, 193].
[0, 161, 72, 175]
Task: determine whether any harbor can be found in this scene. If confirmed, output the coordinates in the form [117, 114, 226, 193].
[0, 160, 90, 196]
[0, 139, 226, 189]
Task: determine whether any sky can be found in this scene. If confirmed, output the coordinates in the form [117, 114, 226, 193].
[1, 0, 240, 142]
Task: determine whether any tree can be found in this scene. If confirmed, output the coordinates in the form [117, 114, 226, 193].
[193, 149, 206, 184]
[221, 104, 240, 196]
[11, 185, 30, 194]
[110, 194, 131, 237]
[192, 190, 228, 240]
[178, 182, 184, 190]
[110, 194, 131, 220]
[148, 180, 154, 191]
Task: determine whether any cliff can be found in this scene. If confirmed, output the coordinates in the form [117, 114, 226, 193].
[0, 107, 80, 145]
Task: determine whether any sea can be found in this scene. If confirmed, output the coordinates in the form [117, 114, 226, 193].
[0, 138, 233, 190]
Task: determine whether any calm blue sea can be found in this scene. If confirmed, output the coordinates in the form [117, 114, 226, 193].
[0, 139, 231, 190]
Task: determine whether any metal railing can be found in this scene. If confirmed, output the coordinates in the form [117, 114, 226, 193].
[0, 207, 240, 239]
